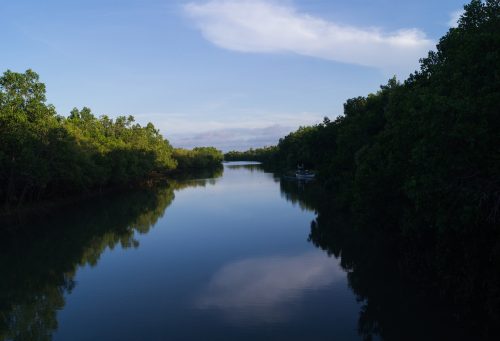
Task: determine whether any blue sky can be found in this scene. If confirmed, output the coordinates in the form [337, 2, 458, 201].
[2, 0, 466, 151]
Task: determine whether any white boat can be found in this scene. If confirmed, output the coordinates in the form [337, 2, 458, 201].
[295, 169, 315, 180]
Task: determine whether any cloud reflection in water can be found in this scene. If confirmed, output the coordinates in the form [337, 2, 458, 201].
[196, 251, 344, 323]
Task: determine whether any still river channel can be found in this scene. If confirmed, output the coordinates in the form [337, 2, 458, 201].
[2, 162, 369, 340]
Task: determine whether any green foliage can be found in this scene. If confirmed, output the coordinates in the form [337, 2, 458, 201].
[260, 0, 499, 229]
[173, 147, 223, 170]
[0, 70, 222, 209]
[224, 146, 278, 163]
[63, 107, 177, 186]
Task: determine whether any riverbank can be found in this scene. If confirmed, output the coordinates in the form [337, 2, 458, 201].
[0, 166, 224, 226]
[0, 178, 165, 227]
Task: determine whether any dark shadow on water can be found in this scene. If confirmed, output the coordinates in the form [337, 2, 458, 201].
[170, 164, 224, 181]
[223, 162, 263, 172]
[0, 170, 222, 341]
[279, 179, 320, 212]
[278, 180, 500, 341]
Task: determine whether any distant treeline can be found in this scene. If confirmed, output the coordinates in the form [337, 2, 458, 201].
[173, 147, 223, 171]
[0, 70, 222, 209]
[227, 0, 500, 265]
[224, 146, 277, 163]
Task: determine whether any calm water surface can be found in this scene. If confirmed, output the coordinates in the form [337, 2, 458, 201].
[1, 162, 363, 341]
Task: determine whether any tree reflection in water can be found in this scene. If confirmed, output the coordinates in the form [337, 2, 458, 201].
[2, 164, 499, 341]
[280, 179, 500, 341]
[0, 169, 222, 341]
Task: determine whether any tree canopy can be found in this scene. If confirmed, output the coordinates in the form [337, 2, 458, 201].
[0, 70, 222, 209]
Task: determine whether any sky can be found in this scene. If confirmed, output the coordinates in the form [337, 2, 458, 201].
[2, 0, 467, 151]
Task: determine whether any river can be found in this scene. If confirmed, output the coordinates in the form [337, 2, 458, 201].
[0, 162, 478, 340]
[0, 163, 490, 341]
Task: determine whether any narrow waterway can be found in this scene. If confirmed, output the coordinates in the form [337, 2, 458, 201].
[1, 162, 364, 341]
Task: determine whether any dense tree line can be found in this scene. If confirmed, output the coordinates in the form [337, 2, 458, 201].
[173, 147, 223, 170]
[238, 0, 499, 233]
[0, 71, 222, 210]
[224, 146, 277, 163]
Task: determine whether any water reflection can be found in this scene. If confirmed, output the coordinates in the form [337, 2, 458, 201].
[3, 162, 496, 341]
[170, 164, 224, 184]
[278, 178, 500, 340]
[197, 252, 344, 323]
[223, 162, 261, 169]
[279, 178, 322, 212]
[0, 170, 221, 341]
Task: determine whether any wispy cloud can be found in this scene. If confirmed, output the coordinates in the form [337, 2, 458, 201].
[184, 0, 434, 75]
[448, 9, 464, 28]
[196, 252, 344, 322]
[135, 110, 323, 151]
[170, 124, 294, 151]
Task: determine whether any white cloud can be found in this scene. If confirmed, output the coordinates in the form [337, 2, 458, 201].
[184, 0, 434, 75]
[196, 252, 344, 322]
[448, 9, 464, 28]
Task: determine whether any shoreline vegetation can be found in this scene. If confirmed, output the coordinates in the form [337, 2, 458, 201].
[0, 70, 223, 217]
[0, 165, 224, 227]
[225, 1, 500, 337]
[225, 0, 499, 231]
